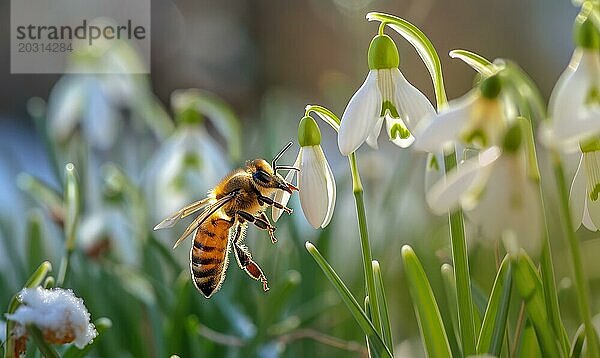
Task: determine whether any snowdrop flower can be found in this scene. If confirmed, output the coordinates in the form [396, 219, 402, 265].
[415, 75, 508, 153]
[427, 124, 541, 252]
[338, 33, 435, 155]
[47, 75, 126, 150]
[544, 15, 600, 231]
[5, 287, 97, 349]
[544, 15, 600, 150]
[272, 116, 336, 228]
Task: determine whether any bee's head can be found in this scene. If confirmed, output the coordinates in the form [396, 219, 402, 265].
[247, 159, 298, 194]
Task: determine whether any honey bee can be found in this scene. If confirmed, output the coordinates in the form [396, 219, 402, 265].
[153, 142, 299, 298]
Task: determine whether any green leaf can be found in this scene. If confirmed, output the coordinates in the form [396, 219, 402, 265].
[63, 163, 79, 251]
[17, 173, 63, 220]
[5, 261, 52, 358]
[511, 251, 560, 358]
[365, 296, 374, 355]
[366, 12, 447, 109]
[63, 318, 112, 358]
[477, 255, 512, 356]
[28, 325, 59, 358]
[539, 223, 570, 355]
[23, 261, 52, 292]
[57, 163, 80, 287]
[440, 264, 461, 355]
[25, 210, 45, 274]
[401, 245, 452, 358]
[519, 320, 543, 357]
[305, 242, 392, 358]
[373, 261, 393, 350]
[448, 49, 494, 76]
[570, 325, 585, 358]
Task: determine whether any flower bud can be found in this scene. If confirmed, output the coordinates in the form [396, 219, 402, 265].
[368, 34, 400, 70]
[480, 74, 502, 99]
[298, 116, 321, 147]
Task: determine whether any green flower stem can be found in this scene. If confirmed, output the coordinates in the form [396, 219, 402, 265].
[305, 104, 383, 337]
[552, 152, 600, 358]
[519, 117, 570, 355]
[349, 152, 382, 336]
[362, 15, 477, 353]
[57, 163, 79, 287]
[444, 151, 476, 356]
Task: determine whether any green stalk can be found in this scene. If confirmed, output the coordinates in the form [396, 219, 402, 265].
[552, 152, 600, 357]
[57, 163, 79, 286]
[305, 105, 385, 338]
[444, 151, 476, 356]
[349, 152, 383, 335]
[520, 117, 569, 355]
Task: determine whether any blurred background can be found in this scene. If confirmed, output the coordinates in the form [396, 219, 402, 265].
[0, 0, 592, 357]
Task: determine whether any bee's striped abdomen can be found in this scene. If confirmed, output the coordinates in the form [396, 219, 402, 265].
[190, 216, 231, 298]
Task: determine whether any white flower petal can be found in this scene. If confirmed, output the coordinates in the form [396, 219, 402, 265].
[365, 116, 385, 149]
[313, 146, 336, 228]
[507, 168, 542, 253]
[587, 192, 600, 230]
[427, 147, 501, 215]
[424, 152, 444, 193]
[47, 76, 86, 142]
[299, 146, 330, 228]
[392, 68, 436, 133]
[570, 155, 586, 230]
[386, 116, 415, 148]
[413, 95, 475, 153]
[85, 85, 119, 150]
[338, 70, 382, 155]
[583, 198, 598, 231]
[549, 50, 598, 149]
[272, 154, 300, 222]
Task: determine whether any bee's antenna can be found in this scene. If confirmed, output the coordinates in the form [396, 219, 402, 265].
[275, 165, 299, 172]
[272, 141, 293, 170]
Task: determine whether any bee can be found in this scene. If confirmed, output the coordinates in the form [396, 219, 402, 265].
[153, 142, 299, 298]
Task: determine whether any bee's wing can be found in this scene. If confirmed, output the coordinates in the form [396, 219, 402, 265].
[153, 197, 213, 230]
[172, 191, 238, 249]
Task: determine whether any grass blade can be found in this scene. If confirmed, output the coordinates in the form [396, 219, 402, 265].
[372, 261, 393, 350]
[570, 325, 585, 358]
[28, 325, 59, 358]
[402, 245, 451, 358]
[440, 264, 461, 356]
[57, 163, 79, 287]
[519, 320, 542, 357]
[25, 210, 45, 274]
[476, 255, 512, 355]
[305, 242, 392, 358]
[512, 251, 560, 358]
[5, 261, 52, 358]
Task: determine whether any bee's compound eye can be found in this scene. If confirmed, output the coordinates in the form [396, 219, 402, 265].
[253, 170, 271, 184]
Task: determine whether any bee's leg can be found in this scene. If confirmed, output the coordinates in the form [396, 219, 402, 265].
[259, 212, 278, 244]
[236, 210, 278, 243]
[231, 224, 269, 291]
[257, 195, 293, 215]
